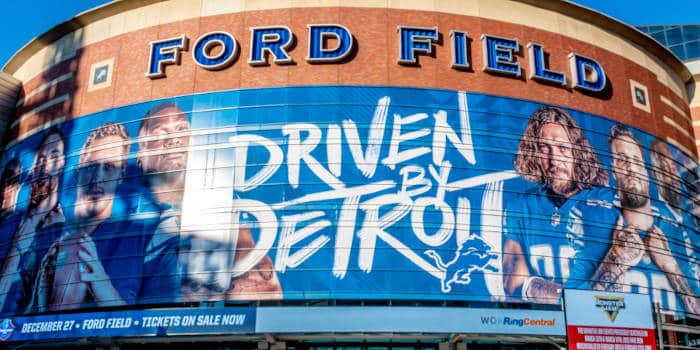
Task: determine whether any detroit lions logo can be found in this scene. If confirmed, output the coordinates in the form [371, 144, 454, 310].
[0, 319, 15, 341]
[424, 235, 498, 293]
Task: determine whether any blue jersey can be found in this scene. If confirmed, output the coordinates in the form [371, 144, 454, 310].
[0, 210, 26, 314]
[0, 211, 62, 315]
[27, 208, 180, 312]
[88, 215, 180, 306]
[681, 228, 700, 296]
[0, 211, 23, 268]
[620, 203, 696, 314]
[134, 192, 183, 302]
[672, 203, 700, 298]
[504, 185, 619, 292]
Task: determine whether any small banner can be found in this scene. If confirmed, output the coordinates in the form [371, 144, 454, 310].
[0, 307, 255, 343]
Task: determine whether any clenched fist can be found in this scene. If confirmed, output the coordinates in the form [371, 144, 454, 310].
[644, 226, 681, 275]
[610, 218, 645, 266]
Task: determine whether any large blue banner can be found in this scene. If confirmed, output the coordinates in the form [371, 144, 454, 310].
[0, 86, 697, 319]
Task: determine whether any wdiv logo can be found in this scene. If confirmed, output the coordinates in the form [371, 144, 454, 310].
[595, 295, 626, 322]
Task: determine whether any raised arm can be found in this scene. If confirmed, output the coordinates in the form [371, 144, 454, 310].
[503, 238, 562, 304]
[645, 226, 699, 314]
[590, 222, 644, 291]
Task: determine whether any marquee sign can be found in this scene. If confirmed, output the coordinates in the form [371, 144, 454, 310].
[565, 290, 657, 350]
[146, 24, 606, 93]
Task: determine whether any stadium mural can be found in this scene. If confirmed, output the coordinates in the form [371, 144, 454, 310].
[0, 86, 697, 317]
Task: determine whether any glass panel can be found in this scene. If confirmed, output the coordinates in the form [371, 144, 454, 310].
[682, 25, 700, 42]
[666, 27, 683, 45]
[651, 31, 667, 45]
[637, 25, 651, 33]
[649, 25, 665, 33]
[685, 40, 700, 60]
[669, 44, 686, 60]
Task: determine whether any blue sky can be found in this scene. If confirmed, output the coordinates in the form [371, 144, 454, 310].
[572, 0, 700, 25]
[1, 0, 699, 69]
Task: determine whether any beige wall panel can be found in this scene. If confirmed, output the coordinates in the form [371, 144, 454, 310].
[691, 75, 700, 108]
[389, 0, 434, 12]
[201, 0, 244, 16]
[478, 0, 559, 33]
[14, 27, 83, 82]
[122, 2, 163, 34]
[555, 14, 594, 48]
[648, 54, 687, 101]
[83, 15, 124, 46]
[44, 33, 80, 71]
[291, 0, 342, 7]
[662, 95, 692, 123]
[14, 46, 51, 83]
[51, 31, 82, 64]
[108, 13, 126, 38]
[619, 41, 650, 72]
[336, 0, 387, 8]
[245, 0, 293, 11]
[434, 0, 479, 17]
[160, 0, 202, 25]
[590, 27, 622, 55]
[687, 60, 700, 108]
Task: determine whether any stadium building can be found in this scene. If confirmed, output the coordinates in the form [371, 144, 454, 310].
[635, 24, 700, 159]
[0, 0, 697, 349]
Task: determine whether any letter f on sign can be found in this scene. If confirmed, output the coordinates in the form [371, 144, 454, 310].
[397, 26, 438, 65]
[147, 35, 188, 79]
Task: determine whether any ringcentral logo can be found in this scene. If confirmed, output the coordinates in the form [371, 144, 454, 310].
[595, 295, 626, 322]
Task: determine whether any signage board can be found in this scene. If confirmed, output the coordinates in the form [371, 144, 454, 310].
[564, 289, 657, 350]
[1, 307, 255, 343]
[257, 306, 566, 335]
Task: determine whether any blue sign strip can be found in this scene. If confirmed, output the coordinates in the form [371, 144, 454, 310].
[256, 306, 566, 335]
[1, 307, 255, 342]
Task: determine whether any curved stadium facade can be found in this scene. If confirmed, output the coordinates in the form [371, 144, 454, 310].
[0, 0, 697, 349]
